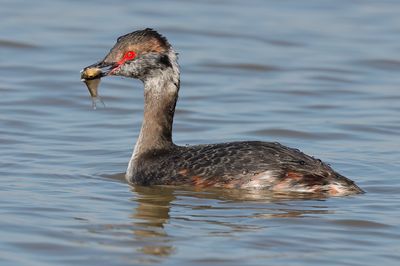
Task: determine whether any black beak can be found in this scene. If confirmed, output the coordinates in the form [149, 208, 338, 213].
[81, 61, 117, 79]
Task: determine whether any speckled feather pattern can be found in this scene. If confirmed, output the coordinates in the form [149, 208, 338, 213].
[128, 141, 362, 195]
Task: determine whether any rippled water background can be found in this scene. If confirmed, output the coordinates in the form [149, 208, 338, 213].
[1, 0, 400, 265]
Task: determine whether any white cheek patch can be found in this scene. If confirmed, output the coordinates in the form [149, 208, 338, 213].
[119, 63, 137, 77]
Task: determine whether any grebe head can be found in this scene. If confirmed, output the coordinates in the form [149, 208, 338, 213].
[86, 28, 178, 82]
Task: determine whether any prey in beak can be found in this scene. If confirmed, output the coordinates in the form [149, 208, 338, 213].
[80, 53, 134, 109]
[80, 61, 116, 109]
[81, 32, 147, 108]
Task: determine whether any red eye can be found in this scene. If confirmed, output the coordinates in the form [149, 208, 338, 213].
[125, 51, 136, 60]
[117, 51, 136, 66]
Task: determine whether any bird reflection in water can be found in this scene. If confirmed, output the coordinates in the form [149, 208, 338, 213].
[128, 183, 333, 262]
[130, 185, 176, 258]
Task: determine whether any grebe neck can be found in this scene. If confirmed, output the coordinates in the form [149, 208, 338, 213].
[127, 51, 180, 178]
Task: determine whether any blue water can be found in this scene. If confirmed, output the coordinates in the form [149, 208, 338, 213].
[1, 0, 400, 265]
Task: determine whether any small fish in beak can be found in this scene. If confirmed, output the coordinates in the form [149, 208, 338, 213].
[80, 67, 105, 109]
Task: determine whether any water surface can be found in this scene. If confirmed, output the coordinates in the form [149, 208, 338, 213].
[1, 0, 400, 265]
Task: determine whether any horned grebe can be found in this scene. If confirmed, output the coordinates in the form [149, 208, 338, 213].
[81, 28, 363, 196]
